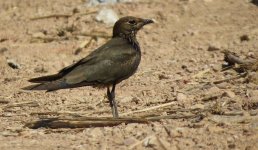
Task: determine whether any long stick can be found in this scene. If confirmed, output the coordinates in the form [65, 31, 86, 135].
[120, 101, 176, 116]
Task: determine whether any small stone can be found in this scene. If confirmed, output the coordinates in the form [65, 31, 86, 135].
[0, 38, 8, 42]
[247, 52, 255, 58]
[86, 0, 132, 6]
[176, 93, 187, 102]
[72, 7, 80, 14]
[7, 59, 21, 69]
[87, 0, 117, 6]
[96, 8, 119, 26]
[228, 143, 236, 149]
[223, 90, 235, 98]
[190, 104, 205, 110]
[216, 82, 230, 89]
[0, 47, 8, 54]
[207, 126, 224, 133]
[124, 137, 138, 146]
[240, 34, 250, 42]
[211, 65, 221, 72]
[34, 66, 48, 73]
[158, 74, 169, 80]
[57, 30, 66, 37]
[32, 32, 46, 38]
[143, 136, 157, 147]
[207, 43, 221, 51]
[181, 65, 187, 69]
[207, 86, 221, 94]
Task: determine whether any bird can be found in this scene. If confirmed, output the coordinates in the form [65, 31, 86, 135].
[23, 16, 154, 118]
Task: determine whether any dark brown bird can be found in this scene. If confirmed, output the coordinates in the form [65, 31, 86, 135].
[23, 16, 154, 118]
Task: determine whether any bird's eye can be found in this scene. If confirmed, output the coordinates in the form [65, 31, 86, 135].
[128, 20, 136, 25]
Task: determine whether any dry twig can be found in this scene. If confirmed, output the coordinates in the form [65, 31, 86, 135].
[201, 93, 222, 102]
[212, 73, 247, 84]
[30, 14, 72, 20]
[4, 101, 39, 109]
[146, 113, 196, 121]
[30, 111, 87, 116]
[120, 101, 176, 116]
[74, 38, 94, 55]
[223, 111, 244, 116]
[0, 99, 9, 104]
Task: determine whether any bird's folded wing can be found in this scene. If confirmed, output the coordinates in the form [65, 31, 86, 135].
[64, 52, 137, 85]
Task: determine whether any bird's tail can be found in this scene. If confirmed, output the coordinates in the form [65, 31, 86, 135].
[28, 74, 63, 83]
[22, 80, 68, 92]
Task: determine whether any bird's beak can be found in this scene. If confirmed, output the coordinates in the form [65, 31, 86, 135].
[143, 19, 154, 25]
[135, 18, 154, 30]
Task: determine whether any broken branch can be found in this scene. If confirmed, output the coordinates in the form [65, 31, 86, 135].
[25, 117, 148, 129]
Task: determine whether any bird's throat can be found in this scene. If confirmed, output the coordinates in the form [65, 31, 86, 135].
[117, 33, 140, 52]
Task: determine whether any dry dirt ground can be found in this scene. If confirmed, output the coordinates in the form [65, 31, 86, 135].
[0, 0, 258, 149]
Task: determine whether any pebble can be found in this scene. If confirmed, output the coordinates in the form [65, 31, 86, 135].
[0, 47, 8, 54]
[96, 8, 119, 25]
[207, 43, 221, 51]
[211, 64, 221, 72]
[240, 34, 250, 42]
[176, 93, 187, 103]
[0, 38, 8, 42]
[216, 82, 230, 89]
[158, 74, 170, 80]
[34, 66, 48, 73]
[124, 137, 138, 146]
[7, 59, 21, 69]
[32, 32, 46, 38]
[190, 104, 205, 110]
[87, 0, 117, 6]
[223, 90, 235, 98]
[87, 0, 132, 6]
[143, 136, 157, 147]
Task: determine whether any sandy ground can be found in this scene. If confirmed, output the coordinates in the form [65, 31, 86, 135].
[0, 0, 258, 149]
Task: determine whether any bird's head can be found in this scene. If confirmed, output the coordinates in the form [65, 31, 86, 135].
[113, 16, 154, 38]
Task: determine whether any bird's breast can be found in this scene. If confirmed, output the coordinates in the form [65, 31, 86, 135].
[120, 52, 141, 68]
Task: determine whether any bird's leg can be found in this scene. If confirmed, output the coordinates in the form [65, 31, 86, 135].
[111, 84, 119, 118]
[107, 87, 113, 115]
[107, 84, 119, 118]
